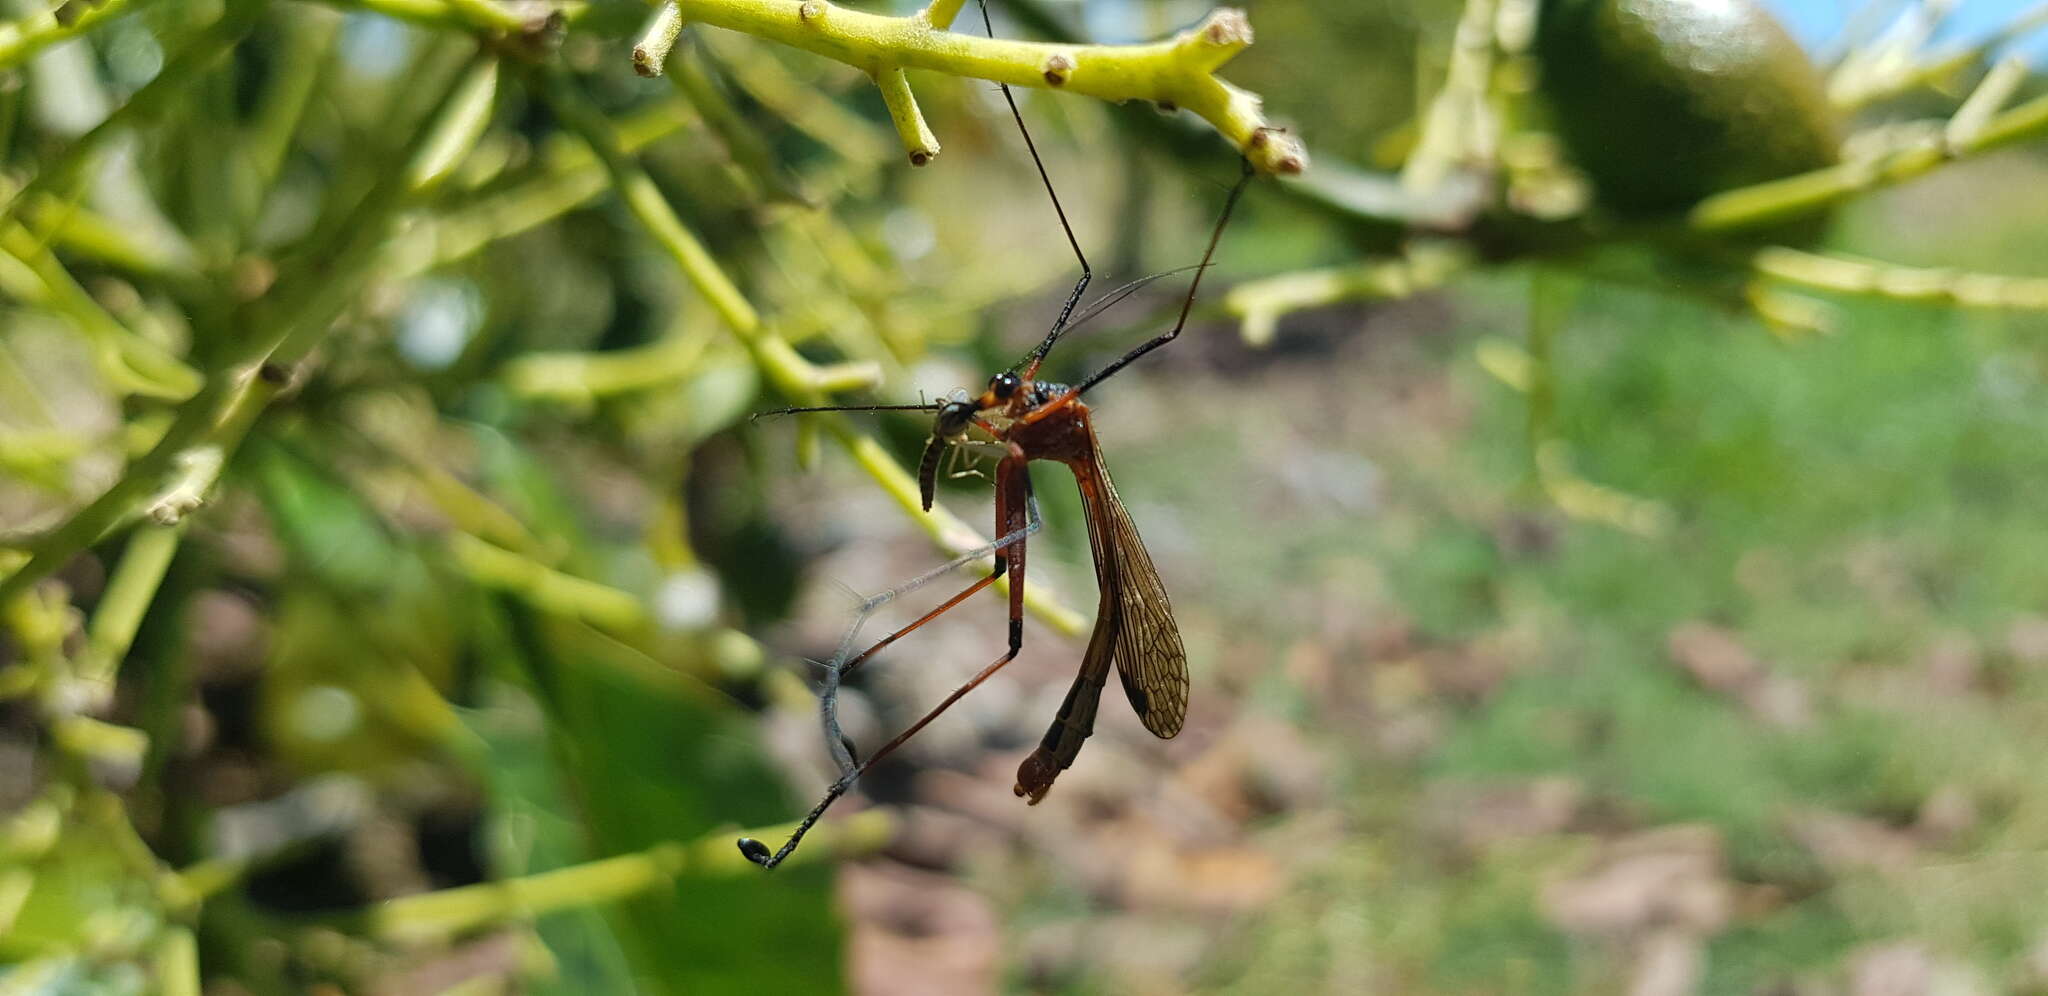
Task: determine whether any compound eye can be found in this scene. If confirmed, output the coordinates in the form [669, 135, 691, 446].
[990, 372, 1020, 399]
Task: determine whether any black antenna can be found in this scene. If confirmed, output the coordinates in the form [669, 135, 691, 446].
[977, 0, 1091, 372]
[1026, 263, 1210, 355]
[1074, 157, 1255, 395]
[750, 402, 943, 420]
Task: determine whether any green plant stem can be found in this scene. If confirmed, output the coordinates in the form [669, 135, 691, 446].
[352, 404, 543, 552]
[50, 714, 148, 770]
[0, 0, 137, 72]
[447, 532, 648, 629]
[665, 0, 1305, 172]
[0, 0, 261, 231]
[535, 74, 768, 338]
[0, 222, 202, 399]
[391, 104, 694, 280]
[870, 64, 937, 165]
[321, 0, 579, 34]
[245, 5, 344, 220]
[153, 927, 201, 996]
[699, 28, 893, 165]
[1945, 55, 2029, 149]
[1222, 244, 1472, 345]
[80, 524, 182, 693]
[1239, 72, 2048, 326]
[343, 811, 893, 943]
[664, 46, 809, 203]
[0, 796, 60, 861]
[634, 1, 687, 75]
[166, 858, 247, 908]
[1401, 0, 1497, 193]
[1691, 90, 2048, 233]
[534, 71, 869, 402]
[440, 0, 529, 33]
[1524, 267, 1566, 481]
[1752, 246, 2048, 309]
[503, 323, 718, 402]
[539, 69, 1086, 637]
[1, 584, 69, 699]
[1829, 0, 2048, 110]
[20, 196, 203, 287]
[923, 0, 965, 30]
[0, 57, 502, 606]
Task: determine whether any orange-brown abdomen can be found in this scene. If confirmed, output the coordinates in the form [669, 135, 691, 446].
[1014, 750, 1060, 805]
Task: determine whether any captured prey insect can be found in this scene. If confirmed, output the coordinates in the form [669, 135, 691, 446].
[737, 2, 1260, 871]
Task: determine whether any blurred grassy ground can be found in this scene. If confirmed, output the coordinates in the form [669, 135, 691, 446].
[775, 136, 2048, 994]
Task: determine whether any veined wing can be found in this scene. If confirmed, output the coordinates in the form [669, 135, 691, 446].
[1080, 449, 1189, 740]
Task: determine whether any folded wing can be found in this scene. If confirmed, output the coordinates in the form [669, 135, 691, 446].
[1083, 451, 1189, 740]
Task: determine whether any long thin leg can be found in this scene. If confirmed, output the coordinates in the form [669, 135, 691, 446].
[1068, 159, 1257, 398]
[815, 491, 1042, 775]
[742, 454, 1036, 869]
[975, 0, 1090, 377]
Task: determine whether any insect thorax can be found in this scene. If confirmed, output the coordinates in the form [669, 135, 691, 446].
[1026, 381, 1070, 408]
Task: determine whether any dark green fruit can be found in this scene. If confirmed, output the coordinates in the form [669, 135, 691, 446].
[1535, 0, 1843, 220]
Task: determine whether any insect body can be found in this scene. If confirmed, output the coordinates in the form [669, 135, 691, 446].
[739, 155, 1252, 868]
[737, 0, 1256, 871]
[922, 370, 1190, 804]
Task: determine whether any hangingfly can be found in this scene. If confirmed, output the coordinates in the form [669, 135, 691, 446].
[738, 0, 1262, 870]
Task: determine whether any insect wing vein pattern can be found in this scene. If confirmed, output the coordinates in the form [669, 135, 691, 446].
[1092, 444, 1189, 740]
